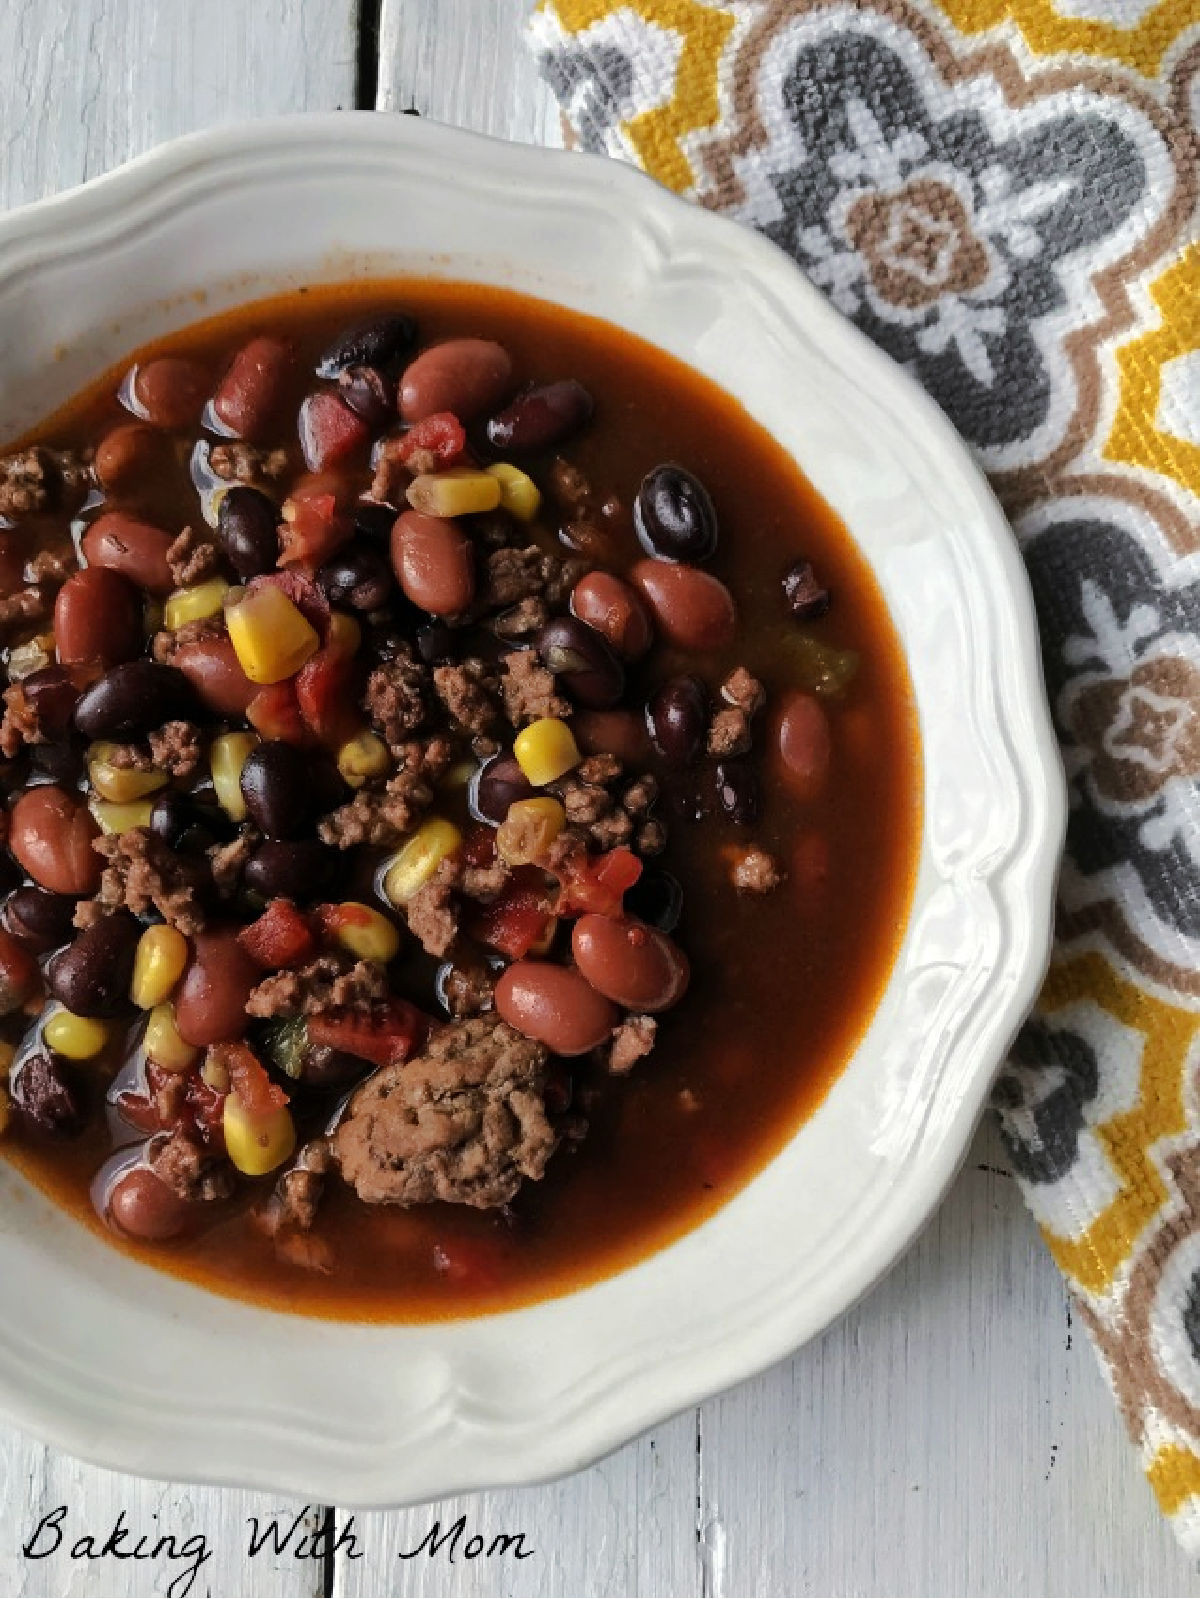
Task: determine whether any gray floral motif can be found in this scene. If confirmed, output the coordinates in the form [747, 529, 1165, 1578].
[755, 31, 1151, 455]
[539, 41, 635, 154]
[994, 1018, 1100, 1184]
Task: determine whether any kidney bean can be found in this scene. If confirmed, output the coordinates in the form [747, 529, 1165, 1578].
[0, 533, 24, 596]
[0, 927, 40, 1015]
[108, 1165, 189, 1241]
[571, 915, 689, 1012]
[47, 911, 140, 1018]
[211, 336, 294, 442]
[570, 572, 653, 661]
[82, 511, 174, 594]
[9, 786, 101, 895]
[624, 866, 683, 933]
[572, 708, 653, 767]
[243, 840, 336, 904]
[775, 690, 832, 802]
[216, 485, 279, 578]
[18, 666, 80, 737]
[647, 676, 708, 767]
[54, 568, 143, 668]
[149, 792, 232, 855]
[634, 465, 718, 563]
[174, 926, 260, 1047]
[316, 315, 418, 380]
[391, 510, 475, 616]
[338, 365, 394, 429]
[316, 544, 394, 611]
[494, 960, 618, 1056]
[3, 887, 78, 953]
[129, 357, 209, 430]
[714, 759, 760, 826]
[73, 660, 195, 742]
[535, 616, 624, 709]
[471, 754, 535, 826]
[10, 1050, 86, 1138]
[782, 559, 831, 622]
[94, 423, 167, 494]
[486, 380, 593, 453]
[399, 339, 513, 424]
[239, 741, 315, 839]
[173, 634, 257, 718]
[631, 559, 736, 653]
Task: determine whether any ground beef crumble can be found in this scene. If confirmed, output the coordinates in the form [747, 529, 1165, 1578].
[707, 707, 752, 758]
[27, 547, 77, 585]
[433, 658, 501, 737]
[208, 442, 288, 483]
[146, 1129, 236, 1203]
[246, 954, 388, 1019]
[404, 857, 460, 958]
[106, 721, 203, 779]
[722, 666, 766, 715]
[731, 845, 784, 894]
[152, 615, 226, 664]
[555, 756, 665, 854]
[318, 735, 453, 848]
[0, 450, 51, 518]
[442, 960, 496, 1017]
[261, 1139, 332, 1234]
[0, 586, 50, 633]
[493, 596, 549, 640]
[208, 828, 258, 897]
[86, 827, 209, 934]
[166, 526, 222, 587]
[364, 652, 429, 748]
[0, 682, 44, 758]
[608, 1014, 657, 1075]
[332, 1017, 560, 1208]
[500, 648, 570, 726]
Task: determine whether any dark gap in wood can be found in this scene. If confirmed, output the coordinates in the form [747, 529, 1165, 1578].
[356, 0, 383, 109]
[320, 1504, 337, 1597]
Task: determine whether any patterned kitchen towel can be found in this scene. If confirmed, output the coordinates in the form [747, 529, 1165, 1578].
[527, 0, 1200, 1547]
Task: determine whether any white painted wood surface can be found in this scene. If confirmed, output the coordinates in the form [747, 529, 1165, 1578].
[0, 1, 1195, 1593]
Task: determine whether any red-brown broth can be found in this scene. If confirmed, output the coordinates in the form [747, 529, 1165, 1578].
[0, 281, 921, 1319]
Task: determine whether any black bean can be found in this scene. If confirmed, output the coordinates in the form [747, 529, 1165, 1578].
[647, 676, 709, 766]
[10, 1050, 87, 1138]
[338, 365, 394, 429]
[414, 621, 458, 666]
[216, 486, 279, 579]
[714, 760, 760, 826]
[3, 887, 78, 953]
[47, 911, 141, 1018]
[20, 666, 79, 737]
[486, 380, 594, 453]
[240, 742, 316, 839]
[315, 316, 417, 380]
[243, 841, 336, 903]
[535, 616, 624, 709]
[297, 1043, 367, 1090]
[30, 738, 86, 787]
[782, 559, 831, 621]
[471, 754, 534, 826]
[353, 501, 397, 542]
[73, 661, 195, 741]
[624, 867, 683, 933]
[634, 465, 718, 563]
[149, 792, 233, 855]
[316, 544, 394, 611]
[0, 855, 22, 900]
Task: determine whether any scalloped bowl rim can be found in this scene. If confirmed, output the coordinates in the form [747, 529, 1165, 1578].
[0, 114, 1064, 1506]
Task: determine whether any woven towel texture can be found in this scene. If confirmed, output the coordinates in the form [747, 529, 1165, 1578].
[528, 0, 1200, 1548]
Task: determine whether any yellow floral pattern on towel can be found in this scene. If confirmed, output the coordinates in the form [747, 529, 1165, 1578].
[529, 0, 1200, 1549]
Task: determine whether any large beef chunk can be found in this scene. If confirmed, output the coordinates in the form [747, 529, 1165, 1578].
[332, 1018, 558, 1208]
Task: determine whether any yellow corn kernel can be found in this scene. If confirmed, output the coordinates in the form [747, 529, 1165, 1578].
[87, 741, 169, 805]
[0, 1040, 15, 1081]
[131, 925, 189, 1010]
[143, 1004, 199, 1074]
[496, 796, 566, 865]
[201, 1050, 231, 1094]
[337, 731, 389, 788]
[89, 797, 155, 834]
[406, 468, 502, 518]
[327, 611, 362, 656]
[382, 817, 464, 906]
[328, 903, 401, 964]
[513, 717, 581, 786]
[43, 1010, 110, 1061]
[226, 583, 319, 684]
[164, 577, 229, 631]
[0, 1085, 9, 1137]
[211, 730, 260, 822]
[223, 1093, 296, 1177]
[485, 462, 541, 522]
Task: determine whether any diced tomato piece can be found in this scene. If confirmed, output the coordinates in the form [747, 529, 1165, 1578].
[395, 411, 467, 469]
[250, 569, 332, 635]
[555, 847, 643, 917]
[218, 1041, 289, 1115]
[278, 485, 354, 569]
[299, 392, 371, 473]
[462, 823, 497, 868]
[238, 899, 317, 970]
[468, 880, 552, 960]
[247, 678, 309, 744]
[186, 1073, 227, 1146]
[296, 641, 361, 746]
[307, 998, 431, 1068]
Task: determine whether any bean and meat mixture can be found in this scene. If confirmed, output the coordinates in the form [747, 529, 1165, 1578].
[0, 283, 919, 1317]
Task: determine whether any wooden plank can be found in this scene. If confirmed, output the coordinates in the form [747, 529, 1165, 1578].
[376, 0, 563, 147]
[0, 2, 357, 1593]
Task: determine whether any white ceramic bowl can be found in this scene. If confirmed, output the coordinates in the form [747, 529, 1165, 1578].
[0, 114, 1064, 1503]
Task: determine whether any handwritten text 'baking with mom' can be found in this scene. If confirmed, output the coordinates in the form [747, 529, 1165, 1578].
[22, 1504, 536, 1595]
